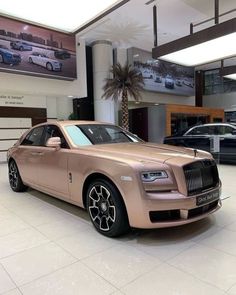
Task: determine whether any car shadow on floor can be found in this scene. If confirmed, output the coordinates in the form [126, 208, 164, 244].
[27, 188, 90, 223]
[27, 187, 219, 244]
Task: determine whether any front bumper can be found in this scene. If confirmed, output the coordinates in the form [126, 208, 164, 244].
[126, 185, 221, 229]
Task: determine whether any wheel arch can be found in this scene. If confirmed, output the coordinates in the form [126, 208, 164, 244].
[8, 156, 15, 165]
[82, 172, 127, 213]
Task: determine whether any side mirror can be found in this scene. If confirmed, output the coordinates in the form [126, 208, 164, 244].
[46, 137, 61, 149]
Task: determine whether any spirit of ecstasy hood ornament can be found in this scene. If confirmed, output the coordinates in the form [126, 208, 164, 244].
[194, 149, 198, 157]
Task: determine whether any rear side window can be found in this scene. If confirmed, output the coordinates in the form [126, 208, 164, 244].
[21, 126, 44, 146]
[187, 126, 210, 135]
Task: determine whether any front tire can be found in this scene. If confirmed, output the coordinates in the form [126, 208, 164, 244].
[46, 62, 53, 71]
[8, 160, 27, 192]
[86, 179, 130, 237]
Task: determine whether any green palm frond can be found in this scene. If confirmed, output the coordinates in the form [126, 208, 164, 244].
[102, 62, 144, 130]
[102, 63, 144, 101]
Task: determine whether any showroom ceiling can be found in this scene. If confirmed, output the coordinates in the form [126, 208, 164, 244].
[78, 0, 236, 50]
[0, 0, 127, 33]
[0, 0, 235, 68]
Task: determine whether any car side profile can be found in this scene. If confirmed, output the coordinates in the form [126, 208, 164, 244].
[0, 45, 21, 65]
[164, 123, 236, 163]
[10, 41, 32, 51]
[28, 52, 62, 71]
[8, 121, 221, 237]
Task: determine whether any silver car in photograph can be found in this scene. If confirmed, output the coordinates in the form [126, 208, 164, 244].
[28, 52, 62, 71]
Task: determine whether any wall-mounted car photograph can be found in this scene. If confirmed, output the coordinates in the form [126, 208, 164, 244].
[0, 16, 76, 80]
[128, 47, 195, 96]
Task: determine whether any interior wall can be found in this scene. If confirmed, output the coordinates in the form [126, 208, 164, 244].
[203, 93, 236, 110]
[148, 105, 166, 143]
[0, 35, 87, 120]
[0, 36, 87, 97]
[138, 91, 195, 105]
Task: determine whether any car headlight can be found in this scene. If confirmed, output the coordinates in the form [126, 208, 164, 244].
[141, 171, 168, 182]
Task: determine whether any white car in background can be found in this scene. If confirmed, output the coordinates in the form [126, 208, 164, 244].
[142, 69, 153, 79]
[28, 52, 62, 71]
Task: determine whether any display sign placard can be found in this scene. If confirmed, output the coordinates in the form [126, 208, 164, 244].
[0, 94, 46, 108]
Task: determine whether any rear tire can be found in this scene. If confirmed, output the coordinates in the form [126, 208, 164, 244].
[86, 179, 130, 237]
[8, 160, 28, 192]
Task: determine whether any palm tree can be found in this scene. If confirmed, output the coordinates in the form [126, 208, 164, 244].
[102, 63, 144, 130]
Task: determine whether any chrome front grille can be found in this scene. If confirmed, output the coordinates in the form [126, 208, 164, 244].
[184, 160, 219, 196]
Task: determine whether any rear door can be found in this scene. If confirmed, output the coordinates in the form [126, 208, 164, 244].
[218, 125, 236, 161]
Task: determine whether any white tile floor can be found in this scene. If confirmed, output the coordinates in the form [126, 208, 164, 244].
[0, 163, 235, 295]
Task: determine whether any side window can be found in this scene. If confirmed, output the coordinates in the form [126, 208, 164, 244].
[21, 127, 44, 146]
[222, 126, 234, 135]
[43, 125, 69, 149]
[187, 126, 209, 135]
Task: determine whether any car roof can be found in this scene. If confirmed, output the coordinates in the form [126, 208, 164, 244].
[192, 123, 236, 127]
[33, 120, 113, 128]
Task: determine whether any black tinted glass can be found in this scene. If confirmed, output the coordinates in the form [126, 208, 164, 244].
[21, 127, 44, 146]
[44, 125, 68, 149]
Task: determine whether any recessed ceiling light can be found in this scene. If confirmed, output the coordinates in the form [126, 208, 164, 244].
[0, 0, 127, 33]
[135, 101, 140, 104]
[221, 65, 236, 81]
[154, 103, 159, 105]
[153, 18, 236, 66]
[68, 95, 74, 98]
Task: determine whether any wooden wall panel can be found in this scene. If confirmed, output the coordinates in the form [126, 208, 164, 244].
[165, 104, 224, 136]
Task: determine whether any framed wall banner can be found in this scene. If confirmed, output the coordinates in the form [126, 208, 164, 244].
[0, 16, 76, 80]
[128, 47, 195, 97]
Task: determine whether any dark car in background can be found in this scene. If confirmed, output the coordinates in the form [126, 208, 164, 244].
[54, 50, 71, 59]
[0, 45, 21, 65]
[165, 75, 174, 89]
[10, 41, 32, 51]
[155, 76, 162, 83]
[164, 123, 236, 163]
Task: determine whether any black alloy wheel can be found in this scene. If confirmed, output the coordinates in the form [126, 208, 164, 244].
[8, 160, 27, 192]
[87, 179, 129, 237]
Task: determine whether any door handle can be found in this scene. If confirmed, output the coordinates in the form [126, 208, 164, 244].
[30, 152, 43, 156]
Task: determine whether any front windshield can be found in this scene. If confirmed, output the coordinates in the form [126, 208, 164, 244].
[65, 124, 142, 146]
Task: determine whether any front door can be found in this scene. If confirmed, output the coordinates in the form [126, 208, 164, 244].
[33, 125, 70, 198]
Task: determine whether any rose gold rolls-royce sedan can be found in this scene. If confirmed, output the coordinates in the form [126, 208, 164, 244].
[7, 121, 222, 237]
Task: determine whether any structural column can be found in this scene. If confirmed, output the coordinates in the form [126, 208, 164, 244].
[92, 40, 115, 123]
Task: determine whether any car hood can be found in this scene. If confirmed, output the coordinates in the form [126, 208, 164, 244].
[80, 142, 211, 164]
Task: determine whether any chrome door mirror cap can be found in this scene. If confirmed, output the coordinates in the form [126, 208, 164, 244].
[46, 137, 61, 149]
